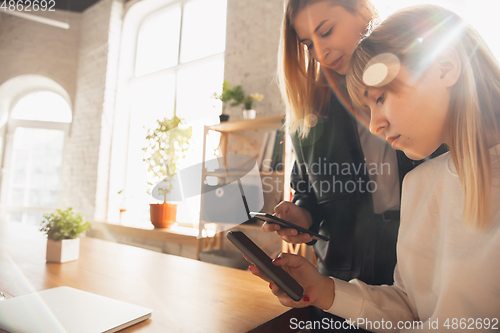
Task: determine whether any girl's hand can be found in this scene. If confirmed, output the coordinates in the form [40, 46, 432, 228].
[262, 202, 314, 244]
[247, 253, 335, 310]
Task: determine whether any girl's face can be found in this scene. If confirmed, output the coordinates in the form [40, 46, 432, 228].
[362, 65, 451, 160]
[293, 2, 367, 75]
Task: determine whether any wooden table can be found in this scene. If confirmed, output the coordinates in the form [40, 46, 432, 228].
[0, 222, 289, 332]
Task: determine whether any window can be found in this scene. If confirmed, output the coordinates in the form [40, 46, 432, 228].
[11, 91, 72, 123]
[8, 128, 64, 208]
[2, 90, 71, 225]
[111, 0, 227, 229]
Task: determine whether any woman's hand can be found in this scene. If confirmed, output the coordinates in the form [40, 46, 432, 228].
[247, 253, 335, 310]
[262, 202, 314, 244]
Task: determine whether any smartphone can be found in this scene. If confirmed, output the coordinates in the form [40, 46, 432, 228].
[226, 230, 304, 302]
[250, 212, 329, 242]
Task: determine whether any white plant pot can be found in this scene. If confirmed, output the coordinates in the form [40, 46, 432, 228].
[46, 238, 80, 263]
[243, 109, 256, 119]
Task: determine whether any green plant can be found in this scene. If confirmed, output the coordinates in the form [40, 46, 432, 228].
[213, 80, 263, 112]
[214, 80, 242, 113]
[228, 85, 245, 106]
[243, 93, 264, 110]
[217, 80, 234, 103]
[143, 115, 192, 201]
[40, 208, 90, 241]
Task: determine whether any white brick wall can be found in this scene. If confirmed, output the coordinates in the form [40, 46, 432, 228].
[0, 10, 81, 217]
[223, 0, 286, 214]
[0, 11, 81, 105]
[95, 0, 124, 221]
[0, 0, 285, 261]
[224, 0, 285, 120]
[0, 0, 283, 223]
[59, 0, 124, 222]
[0, 1, 124, 223]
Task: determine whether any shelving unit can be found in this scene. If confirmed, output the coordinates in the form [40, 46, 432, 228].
[196, 115, 289, 260]
[208, 115, 284, 132]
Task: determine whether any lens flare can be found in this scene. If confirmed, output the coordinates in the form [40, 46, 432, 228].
[363, 63, 388, 86]
[304, 114, 318, 128]
[362, 53, 401, 87]
[1, 252, 66, 331]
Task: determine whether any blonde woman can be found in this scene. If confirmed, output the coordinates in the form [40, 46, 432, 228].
[253, 4, 500, 330]
[265, 0, 445, 286]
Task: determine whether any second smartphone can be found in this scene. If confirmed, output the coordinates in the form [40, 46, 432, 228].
[226, 230, 304, 302]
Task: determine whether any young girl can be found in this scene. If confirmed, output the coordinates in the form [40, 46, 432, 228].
[252, 4, 500, 330]
[265, 0, 446, 288]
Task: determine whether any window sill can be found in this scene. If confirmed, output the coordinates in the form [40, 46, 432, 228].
[88, 221, 200, 259]
[88, 220, 267, 261]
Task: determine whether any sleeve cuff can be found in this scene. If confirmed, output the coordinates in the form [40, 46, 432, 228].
[327, 277, 364, 321]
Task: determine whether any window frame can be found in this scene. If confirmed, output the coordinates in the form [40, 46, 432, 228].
[107, 0, 227, 228]
[0, 90, 71, 225]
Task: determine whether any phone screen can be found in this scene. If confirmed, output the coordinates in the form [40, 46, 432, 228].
[226, 230, 304, 301]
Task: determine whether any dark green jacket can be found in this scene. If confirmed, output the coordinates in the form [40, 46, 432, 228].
[291, 94, 446, 285]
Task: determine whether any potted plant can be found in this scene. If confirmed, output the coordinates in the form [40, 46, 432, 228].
[214, 80, 264, 120]
[40, 207, 90, 263]
[143, 115, 192, 228]
[242, 93, 264, 119]
[214, 80, 237, 122]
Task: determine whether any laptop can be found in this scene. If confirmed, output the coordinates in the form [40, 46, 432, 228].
[0, 286, 152, 333]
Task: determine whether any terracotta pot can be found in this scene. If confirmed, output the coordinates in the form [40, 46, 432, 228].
[150, 203, 177, 228]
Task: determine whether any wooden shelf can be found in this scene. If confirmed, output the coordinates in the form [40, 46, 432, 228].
[209, 114, 284, 132]
[206, 169, 284, 177]
[198, 113, 287, 260]
[200, 220, 263, 231]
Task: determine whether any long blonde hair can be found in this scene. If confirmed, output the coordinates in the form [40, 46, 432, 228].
[347, 5, 500, 228]
[277, 0, 377, 138]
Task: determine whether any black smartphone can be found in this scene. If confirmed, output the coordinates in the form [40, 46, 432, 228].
[250, 212, 329, 242]
[226, 230, 304, 302]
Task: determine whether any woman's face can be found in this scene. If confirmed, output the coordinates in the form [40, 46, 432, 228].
[362, 65, 451, 160]
[293, 2, 368, 75]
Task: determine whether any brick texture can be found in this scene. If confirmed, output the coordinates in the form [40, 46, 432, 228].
[224, 0, 285, 120]
[59, 0, 124, 221]
[0, 10, 81, 105]
[0, 0, 284, 223]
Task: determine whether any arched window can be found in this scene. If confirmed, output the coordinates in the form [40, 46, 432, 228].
[1, 87, 71, 225]
[108, 0, 226, 229]
[11, 91, 72, 123]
